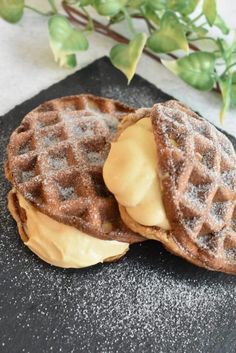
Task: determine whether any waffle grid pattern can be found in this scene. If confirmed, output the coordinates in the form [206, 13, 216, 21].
[6, 95, 143, 243]
[152, 100, 236, 269]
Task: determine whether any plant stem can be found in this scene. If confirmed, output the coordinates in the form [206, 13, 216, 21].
[191, 12, 203, 24]
[62, 1, 220, 94]
[62, 2, 162, 63]
[138, 8, 155, 34]
[146, 19, 153, 35]
[189, 43, 200, 51]
[48, 0, 58, 14]
[222, 62, 236, 76]
[215, 81, 221, 93]
[189, 36, 217, 43]
[122, 8, 136, 35]
[24, 5, 53, 16]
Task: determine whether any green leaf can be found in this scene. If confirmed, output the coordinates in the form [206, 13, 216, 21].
[79, 0, 93, 5]
[143, 5, 160, 26]
[109, 11, 125, 24]
[94, 0, 127, 16]
[162, 52, 216, 91]
[48, 15, 88, 68]
[221, 72, 236, 112]
[180, 0, 199, 15]
[147, 11, 189, 53]
[166, 0, 199, 15]
[194, 26, 208, 37]
[110, 32, 147, 83]
[219, 76, 232, 123]
[0, 0, 24, 23]
[230, 72, 236, 108]
[216, 38, 229, 59]
[216, 38, 236, 61]
[203, 0, 217, 26]
[147, 0, 166, 10]
[57, 54, 77, 68]
[128, 0, 146, 8]
[65, 0, 92, 4]
[49, 15, 88, 52]
[214, 14, 229, 35]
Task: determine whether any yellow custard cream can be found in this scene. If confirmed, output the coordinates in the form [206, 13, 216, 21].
[103, 118, 170, 230]
[15, 192, 129, 268]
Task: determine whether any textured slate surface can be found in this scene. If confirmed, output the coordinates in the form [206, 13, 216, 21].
[0, 57, 236, 353]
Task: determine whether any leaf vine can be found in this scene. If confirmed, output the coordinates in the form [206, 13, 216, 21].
[0, 0, 236, 122]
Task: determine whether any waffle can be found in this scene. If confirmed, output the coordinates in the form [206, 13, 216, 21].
[119, 100, 236, 274]
[5, 94, 144, 244]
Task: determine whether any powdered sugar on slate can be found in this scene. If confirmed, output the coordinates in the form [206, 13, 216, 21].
[1, 137, 236, 353]
[1, 66, 236, 353]
[103, 85, 162, 109]
[0, 214, 236, 353]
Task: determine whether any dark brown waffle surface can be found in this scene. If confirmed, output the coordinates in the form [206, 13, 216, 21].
[151, 101, 236, 272]
[5, 94, 144, 243]
[118, 100, 236, 274]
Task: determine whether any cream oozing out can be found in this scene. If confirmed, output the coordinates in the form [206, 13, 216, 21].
[15, 192, 129, 269]
[103, 118, 170, 230]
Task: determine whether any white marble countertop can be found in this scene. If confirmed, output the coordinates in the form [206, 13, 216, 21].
[0, 0, 236, 137]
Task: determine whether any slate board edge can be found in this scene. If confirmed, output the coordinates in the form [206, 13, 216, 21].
[1, 56, 234, 143]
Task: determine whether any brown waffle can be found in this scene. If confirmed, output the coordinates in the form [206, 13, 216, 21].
[5, 94, 144, 244]
[119, 100, 236, 274]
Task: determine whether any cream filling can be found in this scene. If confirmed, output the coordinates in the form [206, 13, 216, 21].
[103, 117, 170, 230]
[17, 192, 129, 269]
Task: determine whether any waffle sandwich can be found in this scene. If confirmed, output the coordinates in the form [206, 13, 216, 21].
[5, 94, 144, 268]
[103, 100, 236, 274]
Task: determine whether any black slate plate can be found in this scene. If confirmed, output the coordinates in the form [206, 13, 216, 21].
[0, 57, 236, 353]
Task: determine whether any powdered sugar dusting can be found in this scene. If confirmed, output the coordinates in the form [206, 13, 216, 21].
[57, 185, 75, 201]
[1, 62, 236, 352]
[42, 134, 60, 148]
[210, 201, 231, 224]
[48, 156, 68, 170]
[103, 85, 162, 109]
[86, 151, 104, 166]
[71, 124, 94, 138]
[2, 142, 236, 353]
[185, 183, 210, 207]
[222, 170, 236, 190]
[21, 170, 35, 183]
[0, 219, 236, 353]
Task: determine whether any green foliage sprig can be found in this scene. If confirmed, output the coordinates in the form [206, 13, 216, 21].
[1, 0, 236, 122]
